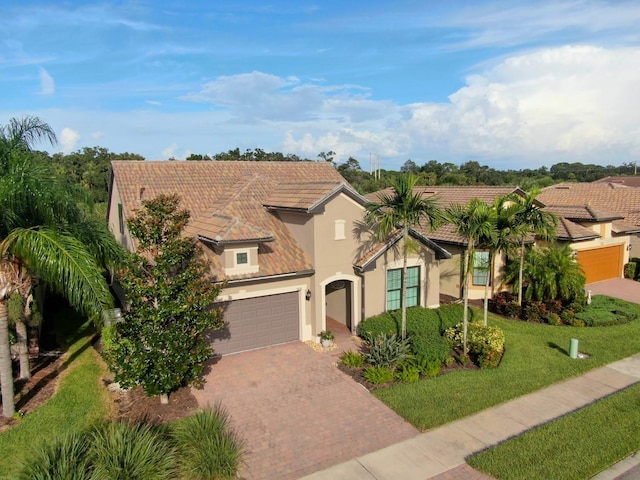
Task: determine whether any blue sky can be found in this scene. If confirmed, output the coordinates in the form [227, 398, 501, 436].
[2, 1, 640, 170]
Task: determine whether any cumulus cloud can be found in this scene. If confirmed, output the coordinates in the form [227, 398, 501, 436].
[39, 67, 55, 95]
[59, 127, 80, 153]
[283, 45, 640, 167]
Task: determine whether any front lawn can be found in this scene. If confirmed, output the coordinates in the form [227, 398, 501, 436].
[373, 303, 640, 431]
[467, 383, 640, 479]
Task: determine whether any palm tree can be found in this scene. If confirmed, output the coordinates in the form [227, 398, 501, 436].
[510, 189, 558, 306]
[503, 244, 585, 303]
[0, 116, 122, 418]
[446, 198, 496, 354]
[480, 196, 521, 325]
[364, 175, 443, 340]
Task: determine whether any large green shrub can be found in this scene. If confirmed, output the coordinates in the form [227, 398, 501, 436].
[409, 332, 452, 364]
[445, 322, 506, 369]
[359, 305, 474, 340]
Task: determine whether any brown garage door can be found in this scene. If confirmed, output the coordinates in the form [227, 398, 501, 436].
[210, 292, 299, 355]
[576, 245, 623, 283]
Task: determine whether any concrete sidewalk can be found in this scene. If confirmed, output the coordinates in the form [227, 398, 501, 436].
[302, 354, 640, 480]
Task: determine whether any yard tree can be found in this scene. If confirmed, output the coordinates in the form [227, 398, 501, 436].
[102, 194, 224, 404]
[365, 174, 443, 340]
[510, 190, 558, 306]
[0, 116, 119, 418]
[446, 198, 496, 354]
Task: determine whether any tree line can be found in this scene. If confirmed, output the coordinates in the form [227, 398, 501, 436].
[42, 146, 635, 205]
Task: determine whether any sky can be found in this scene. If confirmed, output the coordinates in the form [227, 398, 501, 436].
[2, 1, 640, 171]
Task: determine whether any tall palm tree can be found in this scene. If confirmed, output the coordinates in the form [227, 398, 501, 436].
[365, 175, 443, 340]
[510, 189, 558, 306]
[0, 116, 122, 418]
[446, 198, 496, 354]
[480, 196, 521, 325]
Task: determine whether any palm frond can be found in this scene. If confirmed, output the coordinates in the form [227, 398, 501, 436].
[2, 227, 114, 322]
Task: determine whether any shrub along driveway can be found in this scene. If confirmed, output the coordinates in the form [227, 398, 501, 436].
[192, 340, 418, 480]
[587, 278, 640, 304]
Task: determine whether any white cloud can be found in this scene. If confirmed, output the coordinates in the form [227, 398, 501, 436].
[91, 131, 104, 140]
[59, 127, 80, 153]
[6, 44, 640, 169]
[161, 143, 178, 159]
[38, 67, 54, 95]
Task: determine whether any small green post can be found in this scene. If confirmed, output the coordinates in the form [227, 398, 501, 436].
[569, 338, 579, 359]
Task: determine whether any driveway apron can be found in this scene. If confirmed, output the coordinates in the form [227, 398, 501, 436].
[587, 278, 640, 304]
[192, 340, 418, 480]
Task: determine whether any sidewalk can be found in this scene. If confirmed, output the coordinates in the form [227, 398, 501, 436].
[302, 354, 640, 480]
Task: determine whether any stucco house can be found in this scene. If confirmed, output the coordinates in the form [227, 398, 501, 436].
[107, 161, 450, 355]
[366, 186, 535, 301]
[539, 183, 640, 280]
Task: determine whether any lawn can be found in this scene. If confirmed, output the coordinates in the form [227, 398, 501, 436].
[467, 383, 640, 479]
[0, 310, 111, 480]
[373, 304, 640, 431]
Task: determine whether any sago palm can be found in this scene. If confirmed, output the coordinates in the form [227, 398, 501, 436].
[365, 175, 442, 340]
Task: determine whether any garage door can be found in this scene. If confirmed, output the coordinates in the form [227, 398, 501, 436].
[210, 292, 299, 355]
[576, 245, 623, 283]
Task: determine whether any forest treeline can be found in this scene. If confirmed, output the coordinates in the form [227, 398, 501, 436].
[42, 146, 636, 204]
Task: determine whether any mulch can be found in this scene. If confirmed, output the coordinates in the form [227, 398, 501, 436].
[0, 348, 199, 433]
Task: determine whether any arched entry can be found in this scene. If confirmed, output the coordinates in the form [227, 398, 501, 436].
[325, 279, 353, 331]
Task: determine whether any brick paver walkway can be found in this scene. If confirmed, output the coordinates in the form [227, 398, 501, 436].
[192, 325, 417, 480]
[587, 278, 640, 304]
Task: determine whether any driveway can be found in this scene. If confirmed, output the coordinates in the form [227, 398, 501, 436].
[191, 337, 418, 480]
[586, 278, 640, 304]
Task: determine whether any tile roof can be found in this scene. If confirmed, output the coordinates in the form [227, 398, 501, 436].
[111, 160, 352, 281]
[592, 176, 640, 188]
[554, 217, 600, 242]
[366, 186, 532, 246]
[539, 182, 640, 228]
[543, 205, 622, 222]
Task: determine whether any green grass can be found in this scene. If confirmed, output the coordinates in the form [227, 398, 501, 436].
[0, 310, 111, 480]
[467, 383, 640, 479]
[374, 305, 640, 431]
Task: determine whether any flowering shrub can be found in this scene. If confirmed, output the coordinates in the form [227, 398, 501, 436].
[445, 322, 506, 369]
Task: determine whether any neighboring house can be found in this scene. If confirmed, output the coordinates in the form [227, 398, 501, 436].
[593, 176, 640, 188]
[366, 186, 532, 301]
[108, 161, 449, 355]
[539, 182, 640, 273]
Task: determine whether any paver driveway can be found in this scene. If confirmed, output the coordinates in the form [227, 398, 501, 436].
[587, 278, 640, 304]
[192, 337, 418, 480]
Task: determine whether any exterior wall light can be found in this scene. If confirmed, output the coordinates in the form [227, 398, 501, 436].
[305, 289, 312, 301]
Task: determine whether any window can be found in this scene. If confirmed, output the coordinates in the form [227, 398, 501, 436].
[118, 204, 125, 234]
[236, 252, 248, 265]
[334, 220, 346, 240]
[386, 266, 420, 311]
[472, 251, 491, 286]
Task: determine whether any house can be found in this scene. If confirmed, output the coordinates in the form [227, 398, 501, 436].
[366, 186, 532, 301]
[539, 183, 640, 279]
[107, 161, 449, 355]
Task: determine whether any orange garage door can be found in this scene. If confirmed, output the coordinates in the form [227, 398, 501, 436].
[576, 245, 623, 283]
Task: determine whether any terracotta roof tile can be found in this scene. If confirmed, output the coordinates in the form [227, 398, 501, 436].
[593, 176, 640, 187]
[555, 217, 600, 241]
[544, 205, 622, 222]
[264, 182, 343, 210]
[112, 160, 349, 280]
[540, 182, 640, 227]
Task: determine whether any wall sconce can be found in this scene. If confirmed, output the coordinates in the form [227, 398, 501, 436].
[627, 244, 633, 251]
[305, 289, 312, 301]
